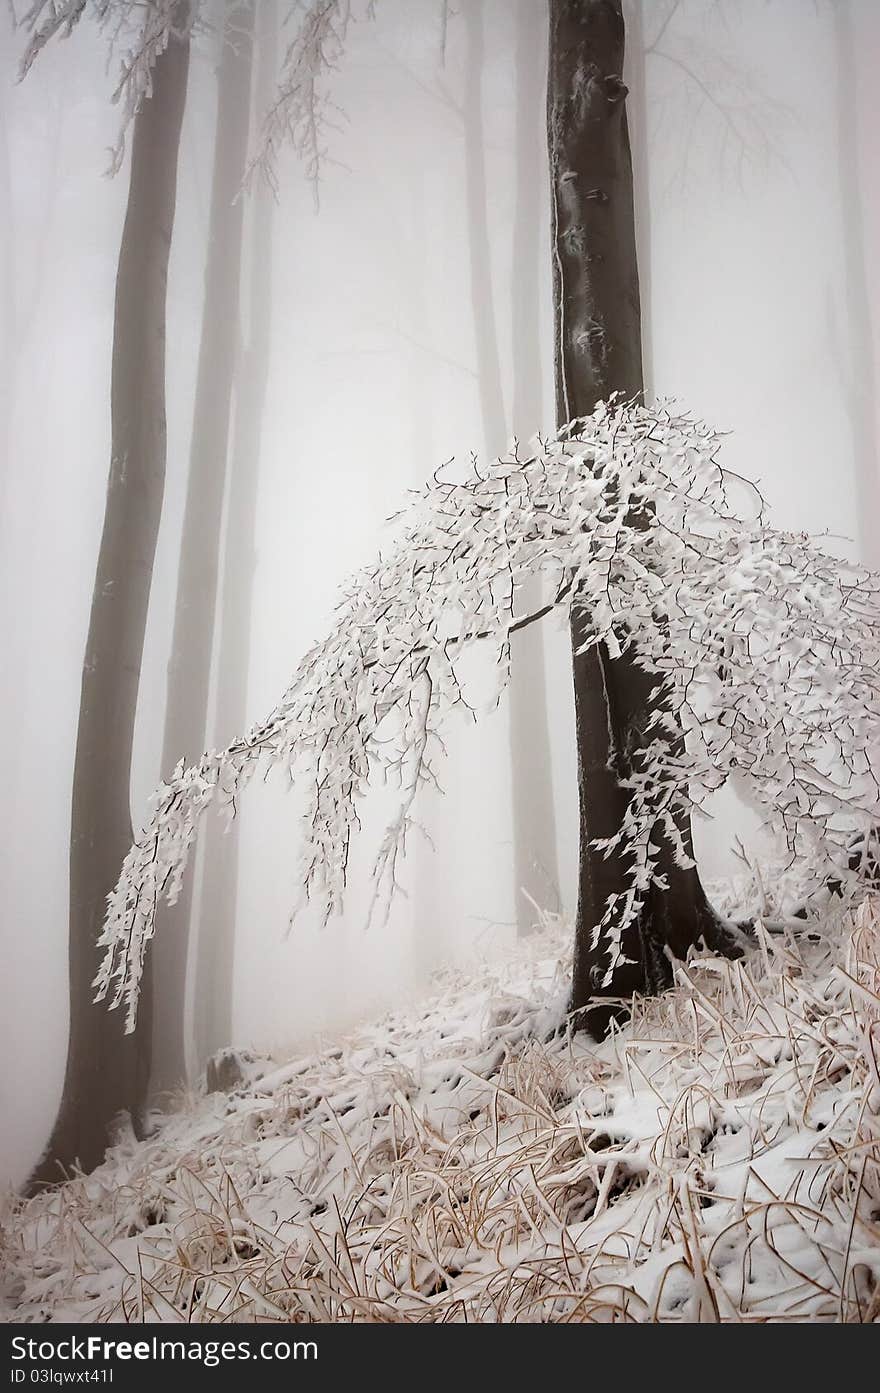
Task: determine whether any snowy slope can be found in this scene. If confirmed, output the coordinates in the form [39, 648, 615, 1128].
[3, 901, 880, 1323]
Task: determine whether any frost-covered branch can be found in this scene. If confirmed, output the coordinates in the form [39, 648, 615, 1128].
[18, 0, 196, 172]
[246, 0, 373, 202]
[17, 0, 89, 67]
[18, 0, 368, 188]
[97, 400, 880, 1028]
[645, 2, 793, 195]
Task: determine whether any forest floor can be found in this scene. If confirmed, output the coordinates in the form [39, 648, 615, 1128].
[3, 898, 880, 1323]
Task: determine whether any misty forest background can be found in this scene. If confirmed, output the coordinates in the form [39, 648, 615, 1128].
[1, 0, 878, 1192]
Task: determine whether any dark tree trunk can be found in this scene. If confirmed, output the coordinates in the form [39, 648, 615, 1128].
[194, 0, 277, 1068]
[151, 0, 254, 1093]
[464, 0, 559, 934]
[30, 15, 190, 1186]
[547, 0, 726, 1035]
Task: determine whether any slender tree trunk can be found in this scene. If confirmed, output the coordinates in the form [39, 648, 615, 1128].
[547, 0, 726, 1035]
[832, 0, 880, 570]
[195, 0, 276, 1068]
[624, 0, 653, 395]
[464, 0, 559, 933]
[151, 0, 254, 1092]
[509, 0, 560, 931]
[0, 76, 13, 492]
[30, 15, 190, 1186]
[463, 0, 506, 450]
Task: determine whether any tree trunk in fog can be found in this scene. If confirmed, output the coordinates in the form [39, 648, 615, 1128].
[0, 80, 13, 488]
[152, 0, 254, 1092]
[624, 0, 652, 394]
[195, 0, 277, 1067]
[832, 0, 880, 570]
[30, 18, 190, 1186]
[464, 0, 559, 935]
[547, 0, 728, 1035]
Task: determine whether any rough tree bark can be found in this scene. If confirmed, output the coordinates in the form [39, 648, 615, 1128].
[31, 14, 190, 1185]
[195, 0, 277, 1068]
[464, 0, 559, 933]
[151, 0, 254, 1092]
[547, 0, 729, 1035]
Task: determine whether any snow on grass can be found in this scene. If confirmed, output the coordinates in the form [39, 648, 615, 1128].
[3, 901, 880, 1323]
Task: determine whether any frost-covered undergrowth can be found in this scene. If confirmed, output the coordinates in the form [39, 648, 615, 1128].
[4, 902, 880, 1324]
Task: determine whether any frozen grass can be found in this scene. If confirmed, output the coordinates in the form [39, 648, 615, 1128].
[3, 900, 880, 1323]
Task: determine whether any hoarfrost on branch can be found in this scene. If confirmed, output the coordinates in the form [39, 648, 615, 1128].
[18, 0, 194, 172]
[17, 0, 363, 182]
[96, 400, 880, 1028]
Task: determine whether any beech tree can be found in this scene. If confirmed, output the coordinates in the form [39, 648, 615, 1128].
[29, 5, 191, 1183]
[151, 0, 255, 1094]
[88, 0, 879, 1047]
[20, 0, 365, 1174]
[155, 0, 346, 1080]
[34, 0, 880, 1069]
[440, 0, 561, 934]
[830, 0, 880, 570]
[547, 0, 737, 1031]
[195, 0, 279, 1067]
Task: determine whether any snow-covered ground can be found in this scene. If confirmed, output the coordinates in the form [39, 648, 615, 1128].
[3, 900, 880, 1323]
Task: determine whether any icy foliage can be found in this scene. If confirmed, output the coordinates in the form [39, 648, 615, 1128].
[4, 901, 880, 1322]
[96, 400, 880, 1028]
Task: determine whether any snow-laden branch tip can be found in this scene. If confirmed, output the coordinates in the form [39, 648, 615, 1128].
[18, 0, 196, 173]
[96, 400, 880, 1029]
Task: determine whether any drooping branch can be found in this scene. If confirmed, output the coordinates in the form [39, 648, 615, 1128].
[246, 0, 377, 201]
[19, 0, 374, 188]
[17, 0, 90, 68]
[96, 400, 880, 1029]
